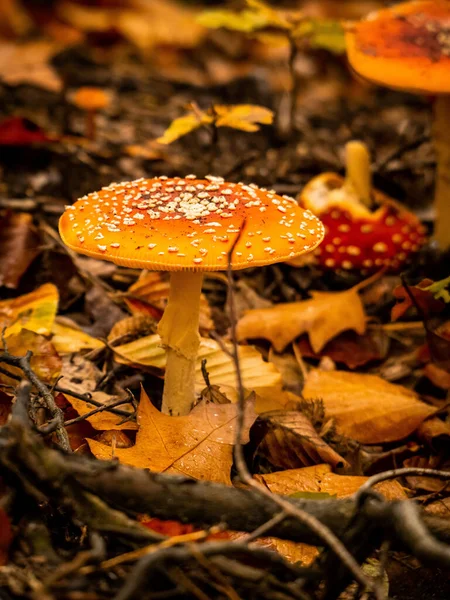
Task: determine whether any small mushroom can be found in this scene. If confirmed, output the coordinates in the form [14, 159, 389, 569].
[73, 87, 110, 140]
[297, 141, 427, 272]
[59, 175, 324, 416]
[345, 0, 450, 248]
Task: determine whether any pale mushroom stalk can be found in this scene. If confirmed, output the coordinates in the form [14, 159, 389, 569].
[345, 140, 372, 207]
[433, 96, 450, 249]
[158, 271, 203, 416]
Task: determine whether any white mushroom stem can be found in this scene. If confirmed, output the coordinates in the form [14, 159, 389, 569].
[433, 95, 450, 249]
[158, 271, 203, 416]
[345, 140, 372, 207]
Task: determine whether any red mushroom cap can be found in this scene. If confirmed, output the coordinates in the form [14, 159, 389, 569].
[298, 172, 427, 272]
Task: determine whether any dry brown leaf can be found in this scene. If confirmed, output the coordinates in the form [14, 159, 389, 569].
[258, 409, 348, 470]
[0, 330, 61, 386]
[256, 463, 407, 500]
[0, 283, 58, 338]
[236, 287, 366, 353]
[0, 212, 42, 289]
[303, 370, 435, 444]
[403, 456, 449, 492]
[89, 387, 257, 485]
[0, 41, 62, 92]
[59, 355, 137, 431]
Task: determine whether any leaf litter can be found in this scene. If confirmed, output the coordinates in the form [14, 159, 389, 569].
[0, 1, 449, 598]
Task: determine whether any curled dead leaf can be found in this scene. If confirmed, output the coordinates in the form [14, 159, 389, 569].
[258, 408, 348, 470]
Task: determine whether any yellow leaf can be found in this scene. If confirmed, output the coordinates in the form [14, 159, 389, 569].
[292, 18, 346, 54]
[88, 387, 257, 484]
[303, 370, 436, 444]
[197, 8, 269, 32]
[111, 333, 283, 395]
[214, 104, 274, 132]
[245, 0, 293, 30]
[156, 111, 213, 145]
[0, 283, 58, 338]
[236, 286, 366, 353]
[51, 318, 105, 354]
[0, 330, 61, 385]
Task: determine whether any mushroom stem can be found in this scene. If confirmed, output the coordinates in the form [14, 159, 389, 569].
[158, 271, 203, 416]
[345, 140, 372, 207]
[433, 95, 450, 249]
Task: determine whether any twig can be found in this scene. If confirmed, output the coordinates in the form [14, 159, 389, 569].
[225, 224, 381, 599]
[64, 396, 135, 427]
[355, 467, 450, 502]
[0, 348, 70, 452]
[113, 541, 311, 600]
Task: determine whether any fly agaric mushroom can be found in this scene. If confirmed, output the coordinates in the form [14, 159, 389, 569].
[59, 175, 324, 415]
[297, 140, 427, 272]
[73, 87, 110, 140]
[345, 0, 450, 249]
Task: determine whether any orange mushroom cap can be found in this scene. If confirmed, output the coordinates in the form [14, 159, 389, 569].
[59, 175, 325, 271]
[73, 87, 110, 111]
[346, 0, 450, 94]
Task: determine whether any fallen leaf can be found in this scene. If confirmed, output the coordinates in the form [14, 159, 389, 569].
[0, 212, 42, 288]
[0, 509, 13, 567]
[51, 317, 105, 354]
[156, 110, 213, 145]
[258, 408, 348, 470]
[292, 18, 345, 54]
[111, 333, 283, 396]
[237, 286, 366, 353]
[59, 355, 137, 431]
[424, 275, 450, 304]
[255, 463, 405, 566]
[0, 117, 56, 146]
[0, 283, 58, 338]
[58, 0, 205, 53]
[303, 370, 435, 444]
[255, 463, 406, 500]
[403, 456, 449, 492]
[392, 279, 444, 321]
[214, 104, 274, 132]
[423, 363, 450, 390]
[297, 328, 389, 369]
[0, 391, 12, 425]
[0, 330, 61, 385]
[0, 40, 62, 92]
[88, 387, 257, 485]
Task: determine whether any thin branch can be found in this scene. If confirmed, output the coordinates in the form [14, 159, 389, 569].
[0, 348, 71, 452]
[225, 223, 381, 599]
[355, 467, 450, 502]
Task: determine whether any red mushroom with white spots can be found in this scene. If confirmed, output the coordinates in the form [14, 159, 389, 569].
[297, 141, 427, 272]
[59, 175, 325, 416]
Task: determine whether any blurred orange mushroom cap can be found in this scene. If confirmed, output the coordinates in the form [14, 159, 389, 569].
[346, 0, 450, 94]
[73, 87, 110, 111]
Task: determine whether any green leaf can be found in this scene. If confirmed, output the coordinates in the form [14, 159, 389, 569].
[424, 275, 450, 303]
[292, 18, 346, 54]
[156, 111, 213, 145]
[289, 491, 336, 500]
[197, 9, 269, 33]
